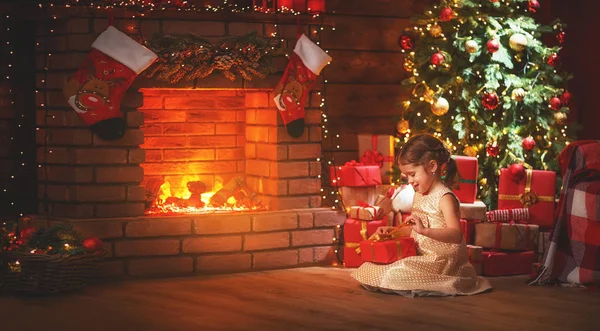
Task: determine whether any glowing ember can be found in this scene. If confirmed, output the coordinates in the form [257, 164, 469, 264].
[145, 176, 265, 215]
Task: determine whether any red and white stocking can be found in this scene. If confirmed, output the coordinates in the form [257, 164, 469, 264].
[63, 26, 157, 140]
[274, 34, 331, 138]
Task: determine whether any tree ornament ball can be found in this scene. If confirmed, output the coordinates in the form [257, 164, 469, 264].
[440, 7, 453, 21]
[487, 39, 500, 53]
[529, 0, 541, 12]
[482, 91, 500, 110]
[547, 53, 559, 67]
[430, 24, 443, 38]
[396, 119, 410, 134]
[399, 35, 414, 50]
[511, 88, 526, 102]
[508, 163, 526, 182]
[486, 142, 500, 157]
[431, 97, 450, 116]
[82, 237, 104, 252]
[430, 52, 445, 66]
[465, 40, 479, 53]
[550, 97, 563, 110]
[509, 33, 528, 52]
[561, 91, 572, 105]
[463, 145, 478, 157]
[554, 112, 568, 124]
[522, 136, 536, 151]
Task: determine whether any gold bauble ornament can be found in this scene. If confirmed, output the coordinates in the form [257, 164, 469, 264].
[463, 145, 478, 157]
[431, 97, 450, 116]
[455, 76, 464, 85]
[429, 24, 443, 38]
[465, 40, 479, 53]
[509, 33, 528, 52]
[396, 119, 410, 134]
[554, 112, 567, 124]
[511, 88, 526, 102]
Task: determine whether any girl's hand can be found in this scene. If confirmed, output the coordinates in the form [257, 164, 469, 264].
[404, 214, 426, 234]
[375, 226, 397, 236]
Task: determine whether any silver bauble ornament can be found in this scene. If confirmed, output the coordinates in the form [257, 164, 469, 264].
[431, 97, 450, 116]
[511, 88, 526, 102]
[509, 33, 528, 52]
[465, 40, 479, 53]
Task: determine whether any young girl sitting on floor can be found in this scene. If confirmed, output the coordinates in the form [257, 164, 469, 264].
[351, 133, 492, 297]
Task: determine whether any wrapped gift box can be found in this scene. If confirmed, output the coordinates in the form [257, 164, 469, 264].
[486, 208, 530, 222]
[460, 200, 487, 221]
[357, 134, 395, 184]
[467, 245, 483, 276]
[482, 250, 536, 276]
[474, 222, 539, 251]
[330, 162, 382, 187]
[460, 219, 479, 245]
[339, 185, 395, 208]
[452, 156, 478, 203]
[498, 168, 556, 229]
[343, 218, 386, 268]
[360, 237, 417, 264]
[349, 205, 384, 221]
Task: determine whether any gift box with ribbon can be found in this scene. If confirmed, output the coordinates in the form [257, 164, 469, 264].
[461, 219, 480, 245]
[343, 218, 386, 267]
[474, 222, 539, 251]
[486, 208, 530, 223]
[451, 156, 478, 203]
[467, 245, 483, 276]
[482, 250, 536, 277]
[359, 234, 416, 264]
[459, 200, 487, 221]
[330, 161, 382, 187]
[349, 205, 384, 221]
[498, 168, 556, 229]
[357, 134, 395, 184]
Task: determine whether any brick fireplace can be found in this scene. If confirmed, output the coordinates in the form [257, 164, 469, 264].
[30, 9, 344, 279]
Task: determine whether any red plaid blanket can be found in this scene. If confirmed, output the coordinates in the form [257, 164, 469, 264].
[530, 140, 600, 285]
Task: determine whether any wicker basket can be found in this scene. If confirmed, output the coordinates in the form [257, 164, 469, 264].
[0, 250, 106, 295]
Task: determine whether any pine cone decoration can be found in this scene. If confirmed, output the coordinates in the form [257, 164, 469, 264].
[214, 55, 235, 70]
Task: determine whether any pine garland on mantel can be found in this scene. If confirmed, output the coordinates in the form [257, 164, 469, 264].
[144, 31, 285, 83]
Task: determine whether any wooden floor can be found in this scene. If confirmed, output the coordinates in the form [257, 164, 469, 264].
[0, 267, 598, 331]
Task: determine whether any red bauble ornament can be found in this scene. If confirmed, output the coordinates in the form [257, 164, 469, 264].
[528, 0, 540, 12]
[486, 142, 500, 157]
[440, 7, 453, 21]
[550, 97, 563, 110]
[399, 35, 414, 51]
[82, 237, 104, 252]
[556, 31, 565, 44]
[482, 92, 500, 110]
[560, 91, 572, 105]
[430, 52, 445, 66]
[508, 163, 526, 182]
[547, 53, 559, 67]
[522, 136, 536, 151]
[487, 39, 500, 53]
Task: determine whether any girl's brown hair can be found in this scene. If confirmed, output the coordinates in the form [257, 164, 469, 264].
[397, 133, 460, 189]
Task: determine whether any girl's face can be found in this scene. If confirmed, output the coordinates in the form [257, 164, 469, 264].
[399, 161, 438, 195]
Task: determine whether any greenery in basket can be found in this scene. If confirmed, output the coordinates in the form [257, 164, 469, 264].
[143, 31, 286, 83]
[0, 222, 103, 256]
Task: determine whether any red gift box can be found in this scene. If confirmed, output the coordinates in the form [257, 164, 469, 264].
[452, 156, 478, 203]
[330, 162, 382, 187]
[358, 134, 395, 184]
[343, 218, 386, 268]
[460, 219, 479, 245]
[498, 169, 556, 229]
[482, 250, 536, 276]
[360, 237, 417, 264]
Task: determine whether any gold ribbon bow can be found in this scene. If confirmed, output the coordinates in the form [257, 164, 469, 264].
[498, 169, 554, 208]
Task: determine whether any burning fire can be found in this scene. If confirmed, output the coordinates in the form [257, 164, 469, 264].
[145, 175, 265, 215]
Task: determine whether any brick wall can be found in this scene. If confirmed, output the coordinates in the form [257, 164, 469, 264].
[28, 208, 345, 278]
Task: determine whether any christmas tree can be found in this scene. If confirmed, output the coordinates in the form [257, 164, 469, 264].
[396, 0, 575, 208]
